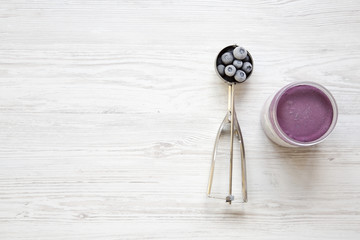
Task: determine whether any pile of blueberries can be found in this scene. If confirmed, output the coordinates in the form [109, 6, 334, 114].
[216, 46, 253, 83]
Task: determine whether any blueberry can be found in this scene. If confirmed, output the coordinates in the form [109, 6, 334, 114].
[243, 55, 250, 62]
[233, 60, 243, 69]
[217, 64, 225, 75]
[225, 65, 236, 77]
[242, 62, 253, 74]
[221, 52, 234, 65]
[233, 46, 247, 60]
[234, 70, 247, 82]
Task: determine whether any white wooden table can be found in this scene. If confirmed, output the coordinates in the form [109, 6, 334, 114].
[1, 1, 360, 239]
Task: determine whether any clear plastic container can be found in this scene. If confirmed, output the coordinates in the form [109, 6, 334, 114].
[261, 82, 338, 147]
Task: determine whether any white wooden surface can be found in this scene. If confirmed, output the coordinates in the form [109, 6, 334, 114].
[1, 0, 360, 239]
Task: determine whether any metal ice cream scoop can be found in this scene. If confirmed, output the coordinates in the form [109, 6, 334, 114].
[207, 44, 254, 204]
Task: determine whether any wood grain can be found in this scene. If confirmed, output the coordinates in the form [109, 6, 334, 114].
[0, 0, 360, 239]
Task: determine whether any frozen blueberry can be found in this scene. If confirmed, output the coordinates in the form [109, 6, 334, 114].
[217, 64, 225, 75]
[225, 65, 236, 77]
[221, 52, 234, 65]
[233, 60, 243, 69]
[243, 55, 250, 62]
[234, 70, 247, 82]
[233, 46, 247, 60]
[242, 62, 253, 74]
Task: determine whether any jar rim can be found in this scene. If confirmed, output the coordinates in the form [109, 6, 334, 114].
[270, 81, 338, 147]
